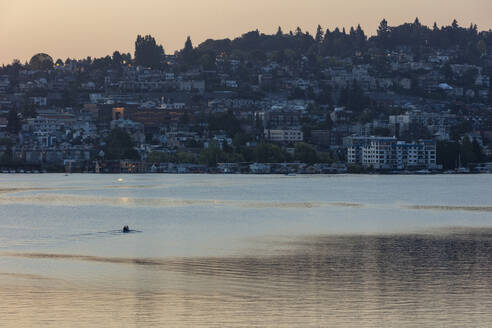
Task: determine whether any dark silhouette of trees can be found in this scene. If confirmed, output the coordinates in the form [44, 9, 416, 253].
[208, 110, 242, 136]
[198, 143, 244, 166]
[7, 108, 21, 134]
[315, 25, 324, 43]
[368, 18, 489, 63]
[276, 26, 284, 37]
[437, 138, 487, 169]
[29, 53, 53, 70]
[340, 82, 370, 112]
[294, 142, 318, 164]
[377, 19, 390, 47]
[1, 18, 490, 81]
[437, 141, 461, 169]
[254, 143, 286, 163]
[104, 128, 140, 160]
[178, 18, 492, 67]
[181, 36, 197, 65]
[112, 51, 123, 66]
[184, 37, 193, 53]
[0, 138, 14, 164]
[134, 35, 164, 68]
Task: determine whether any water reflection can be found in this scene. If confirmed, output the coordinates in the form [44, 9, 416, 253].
[2, 231, 492, 327]
[2, 193, 492, 213]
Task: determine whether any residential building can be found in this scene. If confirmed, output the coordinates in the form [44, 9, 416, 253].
[264, 128, 303, 143]
[346, 136, 437, 170]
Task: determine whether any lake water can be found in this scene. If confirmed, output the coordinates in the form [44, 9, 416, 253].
[1, 174, 491, 327]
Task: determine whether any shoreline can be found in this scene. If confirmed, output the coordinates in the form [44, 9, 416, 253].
[0, 171, 489, 175]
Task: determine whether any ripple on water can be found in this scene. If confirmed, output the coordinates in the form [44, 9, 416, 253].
[1, 232, 492, 327]
[1, 193, 491, 213]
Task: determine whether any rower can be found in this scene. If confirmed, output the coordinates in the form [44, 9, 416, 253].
[123, 225, 130, 233]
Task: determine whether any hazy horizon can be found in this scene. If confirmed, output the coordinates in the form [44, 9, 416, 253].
[1, 0, 492, 65]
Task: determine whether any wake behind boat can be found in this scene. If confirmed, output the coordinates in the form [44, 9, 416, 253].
[121, 226, 142, 234]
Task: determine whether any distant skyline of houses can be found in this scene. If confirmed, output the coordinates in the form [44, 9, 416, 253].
[1, 27, 492, 173]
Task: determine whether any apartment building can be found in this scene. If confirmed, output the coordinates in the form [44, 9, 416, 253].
[346, 136, 437, 170]
[264, 128, 304, 143]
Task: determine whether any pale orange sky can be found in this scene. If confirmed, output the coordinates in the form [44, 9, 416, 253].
[1, 0, 491, 65]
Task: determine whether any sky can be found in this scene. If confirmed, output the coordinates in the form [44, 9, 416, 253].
[1, 0, 492, 65]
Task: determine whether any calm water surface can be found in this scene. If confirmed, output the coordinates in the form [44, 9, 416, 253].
[0, 174, 491, 327]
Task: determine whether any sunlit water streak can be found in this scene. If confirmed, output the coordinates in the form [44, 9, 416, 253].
[0, 174, 492, 327]
[1, 193, 491, 213]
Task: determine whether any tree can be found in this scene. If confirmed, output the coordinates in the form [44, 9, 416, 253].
[355, 24, 366, 47]
[7, 108, 21, 134]
[29, 53, 53, 70]
[176, 152, 198, 164]
[315, 25, 324, 43]
[232, 133, 250, 149]
[208, 110, 242, 136]
[134, 35, 164, 68]
[112, 51, 123, 65]
[22, 101, 37, 119]
[477, 40, 487, 57]
[339, 82, 370, 112]
[295, 27, 303, 38]
[377, 19, 390, 47]
[184, 36, 193, 50]
[460, 137, 477, 164]
[294, 142, 318, 164]
[452, 19, 459, 30]
[181, 36, 196, 64]
[104, 128, 140, 160]
[0, 138, 13, 164]
[276, 26, 283, 37]
[442, 62, 453, 81]
[254, 143, 285, 163]
[462, 67, 479, 86]
[199, 144, 223, 167]
[437, 141, 460, 169]
[451, 121, 473, 140]
[147, 151, 174, 163]
[472, 139, 485, 163]
[378, 19, 388, 32]
[199, 53, 215, 70]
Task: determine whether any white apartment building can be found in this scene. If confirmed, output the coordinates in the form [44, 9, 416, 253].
[346, 136, 437, 170]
